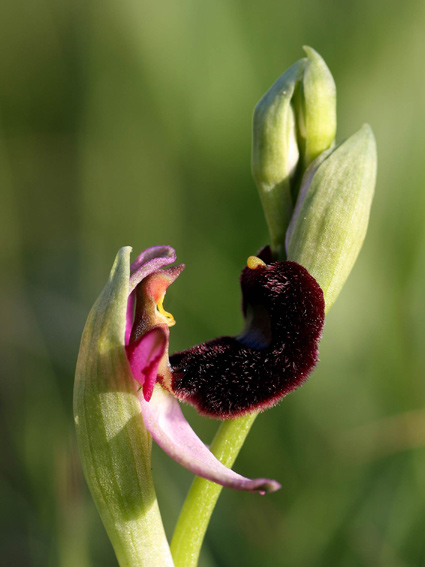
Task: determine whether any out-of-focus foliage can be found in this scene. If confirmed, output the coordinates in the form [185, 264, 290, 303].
[1, 0, 425, 565]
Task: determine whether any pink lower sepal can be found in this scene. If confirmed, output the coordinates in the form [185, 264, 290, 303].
[139, 385, 281, 494]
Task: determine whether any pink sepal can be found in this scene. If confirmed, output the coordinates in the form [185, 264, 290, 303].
[139, 386, 281, 494]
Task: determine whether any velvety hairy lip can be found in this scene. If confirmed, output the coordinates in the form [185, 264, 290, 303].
[170, 257, 325, 419]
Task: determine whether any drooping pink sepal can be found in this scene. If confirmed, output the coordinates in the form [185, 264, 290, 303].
[139, 386, 281, 494]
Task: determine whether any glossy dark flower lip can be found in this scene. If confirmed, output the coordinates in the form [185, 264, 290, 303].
[170, 248, 325, 419]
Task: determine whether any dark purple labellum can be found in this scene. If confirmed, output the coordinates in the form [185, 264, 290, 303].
[170, 256, 325, 419]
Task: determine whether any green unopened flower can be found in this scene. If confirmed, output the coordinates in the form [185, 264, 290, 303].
[252, 47, 337, 258]
[286, 124, 377, 311]
[295, 46, 337, 172]
[252, 59, 305, 258]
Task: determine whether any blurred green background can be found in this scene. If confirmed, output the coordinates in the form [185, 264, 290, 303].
[1, 0, 425, 565]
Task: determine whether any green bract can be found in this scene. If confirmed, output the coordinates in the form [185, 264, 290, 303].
[73, 247, 173, 567]
[286, 124, 377, 311]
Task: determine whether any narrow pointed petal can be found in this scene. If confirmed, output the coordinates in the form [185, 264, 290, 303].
[126, 328, 167, 402]
[140, 386, 281, 494]
[125, 291, 135, 345]
[129, 245, 177, 294]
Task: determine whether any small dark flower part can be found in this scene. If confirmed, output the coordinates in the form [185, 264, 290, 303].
[170, 249, 325, 419]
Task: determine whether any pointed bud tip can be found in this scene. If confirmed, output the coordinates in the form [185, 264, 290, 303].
[117, 246, 133, 263]
[347, 123, 377, 163]
[359, 122, 376, 142]
[302, 45, 319, 59]
[302, 45, 333, 75]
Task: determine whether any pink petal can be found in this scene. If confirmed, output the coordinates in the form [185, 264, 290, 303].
[125, 291, 135, 345]
[129, 246, 177, 294]
[126, 328, 167, 402]
[139, 386, 281, 494]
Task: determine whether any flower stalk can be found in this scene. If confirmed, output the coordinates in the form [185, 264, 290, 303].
[171, 413, 257, 567]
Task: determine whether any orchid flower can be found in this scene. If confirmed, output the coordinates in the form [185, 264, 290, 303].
[124, 244, 281, 493]
[73, 245, 281, 567]
[127, 244, 325, 419]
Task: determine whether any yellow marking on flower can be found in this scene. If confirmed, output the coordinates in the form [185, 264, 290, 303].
[157, 297, 176, 327]
[247, 256, 266, 270]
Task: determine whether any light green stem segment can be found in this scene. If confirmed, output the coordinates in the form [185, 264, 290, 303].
[171, 413, 258, 567]
[74, 247, 173, 567]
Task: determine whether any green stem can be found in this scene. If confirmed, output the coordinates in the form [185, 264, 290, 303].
[171, 413, 258, 567]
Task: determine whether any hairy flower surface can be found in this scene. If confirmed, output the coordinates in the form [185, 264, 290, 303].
[125, 245, 280, 493]
[127, 244, 324, 423]
[170, 247, 325, 418]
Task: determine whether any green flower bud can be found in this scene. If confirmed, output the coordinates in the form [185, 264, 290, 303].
[286, 124, 377, 312]
[252, 59, 306, 259]
[74, 247, 173, 567]
[296, 46, 337, 171]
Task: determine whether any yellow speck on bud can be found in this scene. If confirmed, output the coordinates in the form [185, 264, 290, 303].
[157, 298, 176, 327]
[247, 256, 267, 270]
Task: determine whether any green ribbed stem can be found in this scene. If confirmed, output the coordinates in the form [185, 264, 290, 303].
[171, 413, 258, 567]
